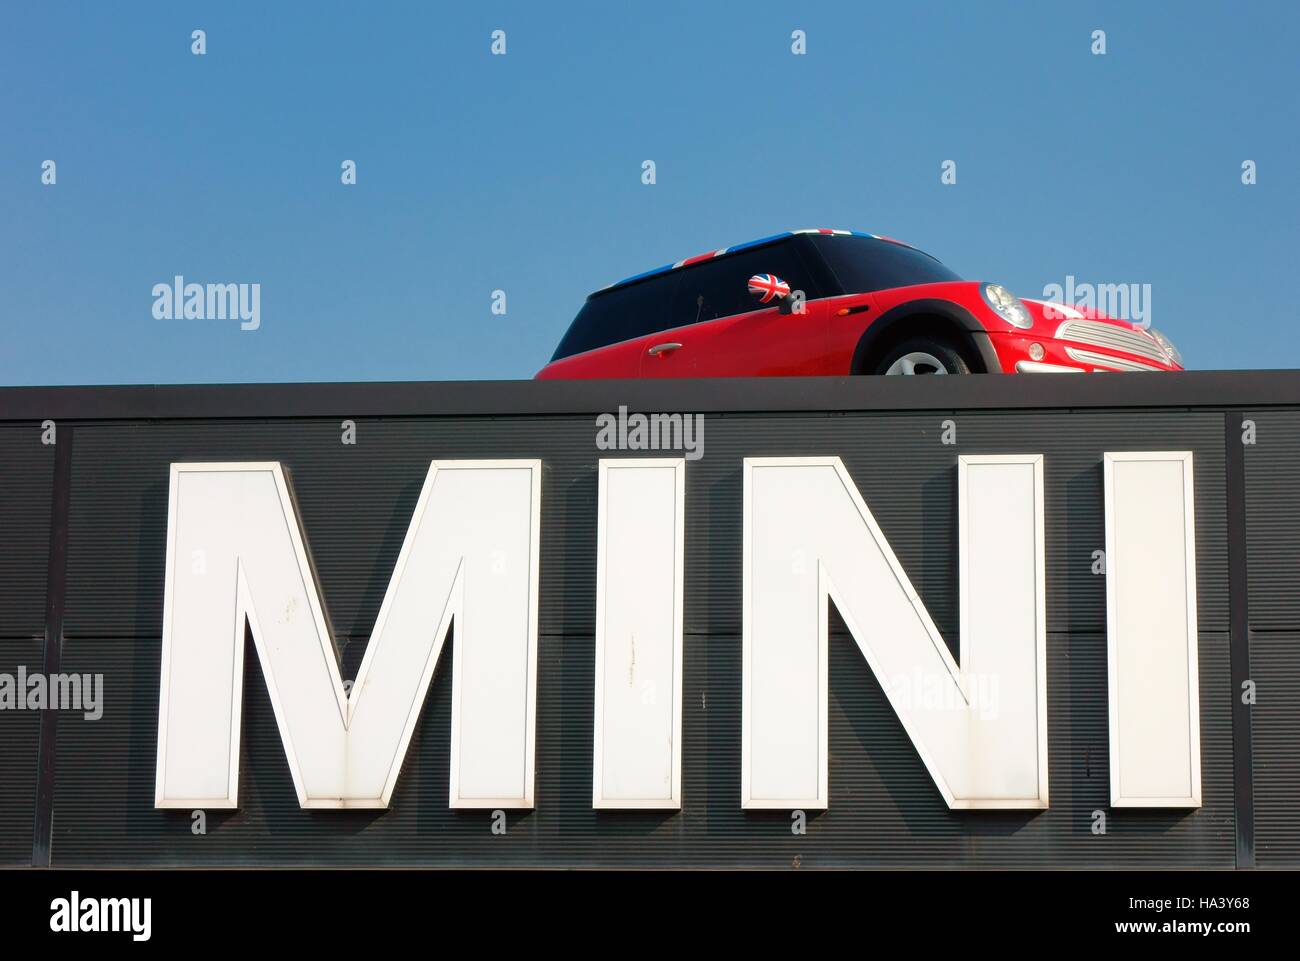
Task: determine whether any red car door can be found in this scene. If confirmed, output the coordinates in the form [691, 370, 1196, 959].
[639, 300, 829, 377]
[639, 246, 830, 378]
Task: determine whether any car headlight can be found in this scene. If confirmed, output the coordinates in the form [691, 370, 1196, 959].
[980, 283, 1034, 329]
[1148, 328, 1183, 367]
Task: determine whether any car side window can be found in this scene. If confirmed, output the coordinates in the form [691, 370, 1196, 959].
[551, 274, 677, 360]
[667, 243, 816, 331]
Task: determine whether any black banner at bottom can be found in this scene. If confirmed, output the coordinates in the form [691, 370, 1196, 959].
[0, 868, 1273, 946]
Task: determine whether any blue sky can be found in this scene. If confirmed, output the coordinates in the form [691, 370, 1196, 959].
[1, 1, 1296, 385]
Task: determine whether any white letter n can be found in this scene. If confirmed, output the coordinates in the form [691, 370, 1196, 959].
[742, 455, 1048, 810]
[155, 460, 541, 810]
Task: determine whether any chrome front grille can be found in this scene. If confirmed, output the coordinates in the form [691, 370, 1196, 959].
[1065, 347, 1164, 372]
[1055, 319, 1169, 364]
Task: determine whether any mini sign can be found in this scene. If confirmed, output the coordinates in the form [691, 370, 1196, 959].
[154, 451, 1201, 814]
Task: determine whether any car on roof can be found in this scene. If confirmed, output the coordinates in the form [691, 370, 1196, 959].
[535, 229, 1184, 379]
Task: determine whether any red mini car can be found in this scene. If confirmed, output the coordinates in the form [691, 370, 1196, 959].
[536, 229, 1183, 379]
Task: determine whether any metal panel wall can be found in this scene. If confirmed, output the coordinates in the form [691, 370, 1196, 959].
[1243, 411, 1300, 866]
[0, 427, 53, 864]
[0, 427, 53, 637]
[0, 375, 1292, 867]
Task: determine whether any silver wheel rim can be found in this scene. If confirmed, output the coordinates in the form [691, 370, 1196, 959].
[885, 351, 948, 375]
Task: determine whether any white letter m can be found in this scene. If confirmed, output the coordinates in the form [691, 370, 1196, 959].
[155, 460, 541, 811]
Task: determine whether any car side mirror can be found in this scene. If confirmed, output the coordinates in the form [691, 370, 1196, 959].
[747, 274, 793, 313]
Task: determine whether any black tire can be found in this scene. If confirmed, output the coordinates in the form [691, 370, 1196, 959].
[873, 336, 972, 376]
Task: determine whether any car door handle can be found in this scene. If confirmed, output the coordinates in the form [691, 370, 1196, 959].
[647, 342, 683, 356]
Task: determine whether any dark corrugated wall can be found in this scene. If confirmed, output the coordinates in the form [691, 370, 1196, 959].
[1244, 411, 1300, 867]
[0, 427, 52, 864]
[0, 381, 1293, 867]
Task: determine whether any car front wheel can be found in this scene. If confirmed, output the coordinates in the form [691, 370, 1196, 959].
[875, 337, 972, 375]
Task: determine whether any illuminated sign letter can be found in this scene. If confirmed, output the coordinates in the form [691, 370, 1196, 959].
[1104, 451, 1200, 807]
[155, 460, 540, 810]
[743, 455, 1049, 810]
[593, 459, 685, 808]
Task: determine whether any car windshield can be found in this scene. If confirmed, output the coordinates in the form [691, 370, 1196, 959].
[810, 235, 961, 294]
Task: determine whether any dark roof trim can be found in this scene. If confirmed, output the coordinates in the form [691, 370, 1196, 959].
[1, 371, 1297, 422]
